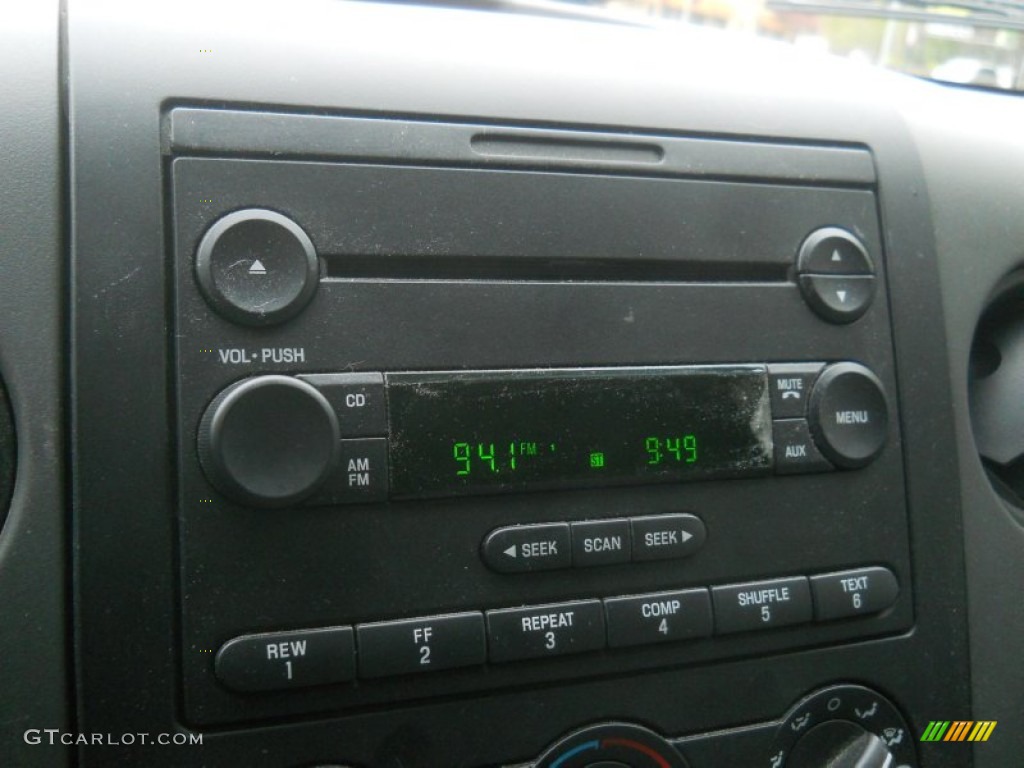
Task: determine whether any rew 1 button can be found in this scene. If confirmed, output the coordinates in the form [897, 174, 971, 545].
[356, 612, 486, 678]
[215, 626, 355, 693]
[483, 523, 571, 573]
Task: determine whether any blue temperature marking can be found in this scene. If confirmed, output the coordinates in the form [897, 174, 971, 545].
[550, 740, 599, 768]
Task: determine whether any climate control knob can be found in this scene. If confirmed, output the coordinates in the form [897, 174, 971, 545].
[769, 684, 917, 768]
[787, 721, 893, 768]
[197, 375, 339, 508]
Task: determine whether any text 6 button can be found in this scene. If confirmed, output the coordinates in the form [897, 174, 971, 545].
[810, 566, 899, 621]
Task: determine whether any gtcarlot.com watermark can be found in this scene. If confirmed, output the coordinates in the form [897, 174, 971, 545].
[25, 729, 202, 746]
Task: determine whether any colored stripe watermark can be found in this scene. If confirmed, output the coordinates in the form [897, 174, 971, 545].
[921, 720, 997, 742]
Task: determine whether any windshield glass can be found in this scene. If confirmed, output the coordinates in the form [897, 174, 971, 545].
[524, 0, 1024, 91]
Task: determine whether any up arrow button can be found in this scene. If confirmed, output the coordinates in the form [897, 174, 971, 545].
[796, 227, 877, 324]
[797, 227, 874, 275]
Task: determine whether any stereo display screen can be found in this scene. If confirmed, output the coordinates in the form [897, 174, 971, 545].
[386, 366, 771, 499]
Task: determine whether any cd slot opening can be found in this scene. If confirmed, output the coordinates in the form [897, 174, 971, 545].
[323, 255, 790, 283]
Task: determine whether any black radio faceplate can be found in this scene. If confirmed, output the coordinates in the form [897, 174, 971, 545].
[169, 125, 909, 728]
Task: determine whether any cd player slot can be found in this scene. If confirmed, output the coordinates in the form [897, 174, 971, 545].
[322, 254, 791, 283]
[173, 159, 877, 284]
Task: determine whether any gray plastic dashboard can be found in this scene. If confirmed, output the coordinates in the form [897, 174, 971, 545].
[0, 0, 1022, 766]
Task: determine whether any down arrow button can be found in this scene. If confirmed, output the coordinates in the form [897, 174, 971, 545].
[798, 274, 875, 324]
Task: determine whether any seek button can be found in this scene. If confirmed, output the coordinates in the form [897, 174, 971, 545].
[630, 514, 706, 562]
[483, 523, 571, 573]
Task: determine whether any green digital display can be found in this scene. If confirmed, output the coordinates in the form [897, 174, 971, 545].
[386, 366, 771, 499]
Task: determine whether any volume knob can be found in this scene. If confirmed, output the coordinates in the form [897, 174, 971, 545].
[197, 376, 339, 508]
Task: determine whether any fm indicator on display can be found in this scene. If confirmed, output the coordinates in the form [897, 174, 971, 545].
[385, 366, 771, 499]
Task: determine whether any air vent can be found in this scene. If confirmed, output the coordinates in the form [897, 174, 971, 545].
[969, 270, 1024, 515]
[0, 376, 14, 533]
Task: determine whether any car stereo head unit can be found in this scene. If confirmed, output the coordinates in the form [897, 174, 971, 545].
[166, 111, 910, 730]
